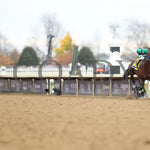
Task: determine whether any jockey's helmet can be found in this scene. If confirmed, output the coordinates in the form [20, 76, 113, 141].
[137, 48, 142, 55]
[137, 48, 148, 55]
[142, 49, 148, 55]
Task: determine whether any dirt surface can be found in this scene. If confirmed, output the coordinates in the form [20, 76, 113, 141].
[0, 94, 150, 150]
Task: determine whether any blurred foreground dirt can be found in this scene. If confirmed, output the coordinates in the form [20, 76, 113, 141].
[0, 94, 150, 150]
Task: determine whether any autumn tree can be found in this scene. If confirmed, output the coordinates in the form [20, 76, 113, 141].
[0, 49, 20, 66]
[55, 53, 72, 66]
[9, 49, 20, 64]
[0, 31, 19, 66]
[54, 33, 74, 66]
[0, 53, 14, 66]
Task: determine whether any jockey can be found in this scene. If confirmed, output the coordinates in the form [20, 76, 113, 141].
[132, 48, 148, 70]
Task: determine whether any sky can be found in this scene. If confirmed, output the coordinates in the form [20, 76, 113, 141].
[0, 0, 150, 53]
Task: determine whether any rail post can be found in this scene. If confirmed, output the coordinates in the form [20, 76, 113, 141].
[76, 79, 79, 96]
[109, 79, 112, 96]
[92, 79, 95, 96]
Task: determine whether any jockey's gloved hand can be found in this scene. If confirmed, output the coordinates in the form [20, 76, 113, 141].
[139, 55, 144, 60]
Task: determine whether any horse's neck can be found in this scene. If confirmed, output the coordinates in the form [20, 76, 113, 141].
[139, 60, 150, 77]
[146, 51, 150, 58]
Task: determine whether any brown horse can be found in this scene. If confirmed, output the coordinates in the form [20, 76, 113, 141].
[123, 61, 137, 85]
[123, 50, 150, 97]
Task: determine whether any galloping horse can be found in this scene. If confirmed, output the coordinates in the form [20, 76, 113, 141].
[123, 50, 150, 97]
[123, 61, 137, 85]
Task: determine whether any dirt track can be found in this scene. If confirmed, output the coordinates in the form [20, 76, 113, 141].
[0, 94, 150, 150]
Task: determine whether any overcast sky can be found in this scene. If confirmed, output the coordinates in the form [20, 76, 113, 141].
[0, 0, 150, 51]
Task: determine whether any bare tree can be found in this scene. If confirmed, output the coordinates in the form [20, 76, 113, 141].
[0, 33, 6, 54]
[0, 32, 14, 55]
[41, 14, 65, 58]
[42, 14, 62, 38]
[126, 19, 150, 49]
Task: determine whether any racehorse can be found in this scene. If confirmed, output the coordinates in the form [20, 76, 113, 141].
[123, 61, 137, 85]
[123, 50, 150, 97]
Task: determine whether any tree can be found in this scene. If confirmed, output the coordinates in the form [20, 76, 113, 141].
[126, 19, 150, 50]
[0, 32, 14, 55]
[29, 45, 46, 63]
[54, 33, 74, 66]
[0, 53, 13, 66]
[78, 46, 96, 66]
[18, 46, 39, 66]
[55, 33, 74, 54]
[9, 49, 20, 64]
[41, 13, 64, 58]
[55, 53, 72, 66]
[0, 45, 20, 66]
[0, 33, 7, 54]
[36, 47, 46, 63]
[42, 14, 62, 38]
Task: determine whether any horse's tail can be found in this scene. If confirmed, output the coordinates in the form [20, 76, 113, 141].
[123, 69, 129, 80]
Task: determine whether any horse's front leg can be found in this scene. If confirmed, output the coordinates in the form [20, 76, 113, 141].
[131, 74, 136, 86]
[139, 79, 146, 96]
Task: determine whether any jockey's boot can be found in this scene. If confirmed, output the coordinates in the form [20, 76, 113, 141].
[136, 60, 140, 68]
[137, 60, 142, 69]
